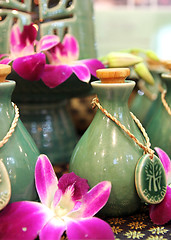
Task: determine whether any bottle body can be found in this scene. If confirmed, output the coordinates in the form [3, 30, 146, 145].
[70, 80, 144, 217]
[146, 76, 171, 157]
[0, 81, 40, 202]
[130, 71, 161, 127]
[18, 100, 78, 165]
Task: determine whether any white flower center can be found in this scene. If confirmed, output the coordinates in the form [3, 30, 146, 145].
[53, 187, 75, 218]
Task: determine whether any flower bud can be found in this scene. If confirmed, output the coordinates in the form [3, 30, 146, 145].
[105, 52, 143, 67]
[134, 62, 154, 85]
[146, 50, 160, 61]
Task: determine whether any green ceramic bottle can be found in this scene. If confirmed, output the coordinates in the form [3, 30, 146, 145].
[146, 64, 171, 158]
[70, 68, 145, 217]
[0, 65, 40, 202]
[130, 57, 167, 128]
[130, 70, 161, 127]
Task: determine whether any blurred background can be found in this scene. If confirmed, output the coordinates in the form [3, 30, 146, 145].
[93, 0, 171, 59]
[1, 0, 171, 59]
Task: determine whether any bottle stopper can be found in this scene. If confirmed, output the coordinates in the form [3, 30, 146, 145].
[163, 60, 171, 71]
[96, 68, 130, 83]
[0, 64, 11, 83]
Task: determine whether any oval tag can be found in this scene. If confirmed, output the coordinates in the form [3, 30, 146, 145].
[135, 154, 167, 204]
[0, 161, 11, 210]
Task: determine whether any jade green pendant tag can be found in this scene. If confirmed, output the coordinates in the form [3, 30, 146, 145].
[135, 154, 167, 204]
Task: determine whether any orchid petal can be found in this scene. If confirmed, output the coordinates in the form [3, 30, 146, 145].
[12, 52, 46, 81]
[72, 64, 90, 82]
[39, 217, 66, 240]
[10, 24, 21, 49]
[63, 34, 79, 60]
[20, 23, 37, 45]
[66, 217, 115, 240]
[80, 59, 105, 77]
[35, 154, 58, 207]
[149, 186, 171, 225]
[21, 45, 35, 56]
[68, 181, 111, 218]
[41, 64, 72, 88]
[53, 188, 63, 207]
[0, 54, 9, 59]
[58, 172, 89, 201]
[45, 46, 62, 65]
[0, 201, 53, 240]
[11, 44, 34, 57]
[9, 23, 37, 58]
[155, 147, 171, 184]
[10, 24, 37, 56]
[72, 201, 82, 212]
[37, 35, 60, 53]
[0, 58, 12, 65]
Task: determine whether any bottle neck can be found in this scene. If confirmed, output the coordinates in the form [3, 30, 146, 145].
[92, 80, 135, 116]
[0, 81, 15, 111]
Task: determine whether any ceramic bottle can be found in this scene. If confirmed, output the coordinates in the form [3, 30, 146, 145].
[130, 57, 167, 128]
[146, 62, 171, 157]
[10, 71, 80, 166]
[70, 68, 145, 217]
[130, 70, 161, 127]
[0, 64, 40, 202]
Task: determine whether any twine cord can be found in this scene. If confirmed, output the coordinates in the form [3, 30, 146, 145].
[0, 103, 19, 148]
[158, 84, 171, 116]
[92, 97, 154, 159]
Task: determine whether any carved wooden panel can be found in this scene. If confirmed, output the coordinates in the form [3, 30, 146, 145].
[0, 0, 32, 12]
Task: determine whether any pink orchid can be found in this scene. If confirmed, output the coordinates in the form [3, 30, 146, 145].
[0, 23, 104, 87]
[149, 147, 171, 225]
[0, 155, 114, 240]
[0, 23, 59, 81]
[39, 33, 105, 88]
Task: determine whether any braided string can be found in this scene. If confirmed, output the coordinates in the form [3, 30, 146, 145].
[158, 85, 171, 116]
[92, 97, 154, 159]
[0, 104, 19, 148]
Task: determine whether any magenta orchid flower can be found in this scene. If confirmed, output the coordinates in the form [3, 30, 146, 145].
[149, 147, 171, 225]
[0, 23, 59, 81]
[0, 155, 114, 240]
[0, 23, 104, 87]
[39, 33, 104, 88]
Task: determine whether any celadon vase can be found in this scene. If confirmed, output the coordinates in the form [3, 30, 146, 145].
[0, 66, 40, 202]
[9, 71, 89, 165]
[130, 71, 161, 127]
[18, 99, 78, 165]
[146, 73, 171, 157]
[70, 68, 145, 217]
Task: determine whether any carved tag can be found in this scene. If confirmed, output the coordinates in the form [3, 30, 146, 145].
[135, 154, 167, 204]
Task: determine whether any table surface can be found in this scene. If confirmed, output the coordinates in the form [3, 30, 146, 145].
[54, 164, 171, 240]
